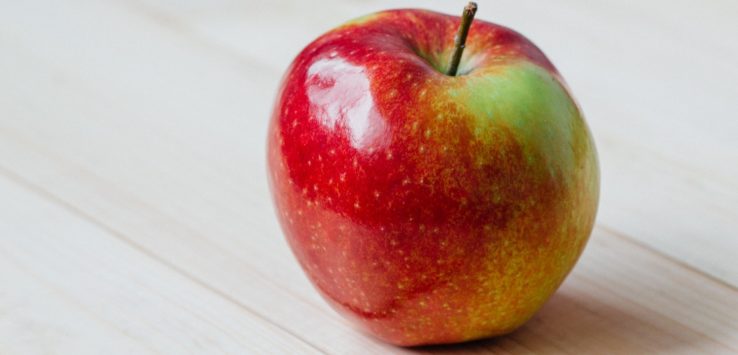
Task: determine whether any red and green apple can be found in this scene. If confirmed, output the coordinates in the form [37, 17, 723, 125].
[267, 3, 599, 346]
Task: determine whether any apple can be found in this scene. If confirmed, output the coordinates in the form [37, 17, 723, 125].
[267, 2, 599, 346]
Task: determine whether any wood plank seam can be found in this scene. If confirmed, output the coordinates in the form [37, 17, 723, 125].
[571, 261, 738, 352]
[120, 0, 275, 75]
[0, 247, 162, 353]
[0, 164, 329, 355]
[599, 224, 738, 294]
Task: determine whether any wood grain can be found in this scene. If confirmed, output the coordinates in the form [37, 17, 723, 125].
[0, 173, 319, 354]
[0, 0, 736, 353]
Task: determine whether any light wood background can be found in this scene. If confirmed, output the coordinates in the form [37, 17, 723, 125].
[1, 0, 737, 354]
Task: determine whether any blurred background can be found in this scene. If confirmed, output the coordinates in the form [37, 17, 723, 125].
[1, 0, 737, 353]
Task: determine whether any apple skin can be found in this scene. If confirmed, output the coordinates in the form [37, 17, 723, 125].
[267, 8, 599, 346]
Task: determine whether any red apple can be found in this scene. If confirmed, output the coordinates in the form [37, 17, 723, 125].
[267, 3, 599, 346]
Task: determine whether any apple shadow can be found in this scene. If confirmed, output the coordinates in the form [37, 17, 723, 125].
[409, 286, 713, 354]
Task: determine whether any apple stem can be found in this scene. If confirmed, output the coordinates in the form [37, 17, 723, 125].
[446, 2, 477, 76]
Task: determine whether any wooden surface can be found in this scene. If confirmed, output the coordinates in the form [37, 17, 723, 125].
[1, 0, 737, 353]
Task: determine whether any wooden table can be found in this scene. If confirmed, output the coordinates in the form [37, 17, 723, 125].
[1, 0, 737, 353]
